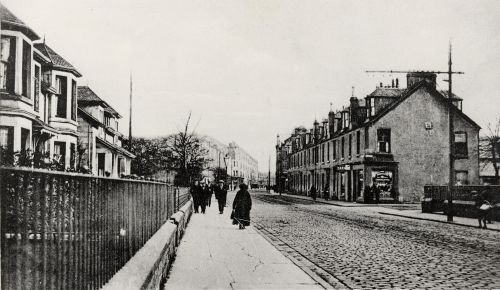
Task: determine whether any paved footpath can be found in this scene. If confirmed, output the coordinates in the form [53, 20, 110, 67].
[164, 192, 324, 290]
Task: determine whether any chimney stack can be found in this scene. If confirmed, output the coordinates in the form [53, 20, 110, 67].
[407, 72, 437, 88]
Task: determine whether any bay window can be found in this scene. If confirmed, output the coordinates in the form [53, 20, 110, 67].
[55, 76, 67, 118]
[0, 36, 16, 92]
[22, 40, 31, 98]
[71, 80, 77, 121]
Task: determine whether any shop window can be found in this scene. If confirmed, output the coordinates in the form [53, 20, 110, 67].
[454, 132, 468, 158]
[55, 76, 67, 118]
[0, 126, 14, 151]
[377, 128, 391, 153]
[455, 171, 468, 185]
[22, 41, 31, 98]
[0, 36, 16, 92]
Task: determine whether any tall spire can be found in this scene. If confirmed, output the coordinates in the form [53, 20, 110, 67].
[128, 72, 133, 151]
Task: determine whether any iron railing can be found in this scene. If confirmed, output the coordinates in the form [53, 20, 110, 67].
[0, 167, 188, 289]
[424, 185, 500, 202]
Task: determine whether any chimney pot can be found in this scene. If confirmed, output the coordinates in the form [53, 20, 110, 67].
[391, 79, 395, 88]
[380, 82, 383, 88]
[396, 78, 399, 88]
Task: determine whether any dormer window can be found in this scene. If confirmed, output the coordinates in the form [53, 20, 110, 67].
[105, 115, 111, 127]
[342, 112, 350, 128]
[0, 36, 16, 92]
[368, 98, 375, 117]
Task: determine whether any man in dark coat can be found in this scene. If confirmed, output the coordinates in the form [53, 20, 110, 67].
[204, 183, 212, 207]
[310, 185, 317, 201]
[372, 184, 381, 204]
[232, 184, 252, 229]
[215, 180, 227, 214]
[190, 181, 203, 213]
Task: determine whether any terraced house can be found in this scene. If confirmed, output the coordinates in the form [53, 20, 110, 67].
[77, 86, 135, 177]
[0, 4, 81, 169]
[276, 72, 480, 202]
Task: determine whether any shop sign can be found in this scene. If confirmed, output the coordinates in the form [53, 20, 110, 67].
[337, 165, 351, 171]
[371, 170, 393, 199]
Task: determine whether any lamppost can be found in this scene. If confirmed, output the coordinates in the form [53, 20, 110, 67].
[224, 154, 230, 190]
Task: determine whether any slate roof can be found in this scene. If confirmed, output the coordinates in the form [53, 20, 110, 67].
[367, 87, 407, 98]
[77, 86, 122, 118]
[34, 43, 82, 77]
[439, 90, 463, 100]
[0, 3, 39, 40]
[367, 81, 480, 129]
[77, 86, 103, 103]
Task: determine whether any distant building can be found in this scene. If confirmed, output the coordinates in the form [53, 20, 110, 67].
[227, 142, 258, 187]
[256, 171, 275, 188]
[277, 72, 480, 202]
[77, 86, 135, 177]
[200, 135, 228, 183]
[197, 136, 258, 187]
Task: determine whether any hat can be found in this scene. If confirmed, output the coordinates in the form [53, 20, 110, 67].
[218, 180, 225, 183]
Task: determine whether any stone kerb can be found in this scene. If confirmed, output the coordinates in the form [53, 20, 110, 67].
[102, 199, 193, 290]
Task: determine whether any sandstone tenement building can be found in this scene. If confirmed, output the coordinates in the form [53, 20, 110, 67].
[276, 72, 480, 202]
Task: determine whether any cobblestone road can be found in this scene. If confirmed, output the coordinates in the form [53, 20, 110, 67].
[250, 191, 500, 289]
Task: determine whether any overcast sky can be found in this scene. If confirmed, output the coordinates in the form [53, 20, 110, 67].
[4, 0, 500, 172]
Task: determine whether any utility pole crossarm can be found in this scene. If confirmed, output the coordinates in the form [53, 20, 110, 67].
[365, 70, 464, 75]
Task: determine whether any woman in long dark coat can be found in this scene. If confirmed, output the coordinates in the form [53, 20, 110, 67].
[232, 184, 252, 229]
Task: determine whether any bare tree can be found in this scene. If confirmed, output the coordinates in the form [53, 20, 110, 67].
[167, 112, 209, 186]
[479, 119, 500, 185]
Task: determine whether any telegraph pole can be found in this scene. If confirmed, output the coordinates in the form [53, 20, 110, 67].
[446, 43, 455, 221]
[366, 44, 463, 220]
[128, 73, 133, 152]
[267, 154, 271, 193]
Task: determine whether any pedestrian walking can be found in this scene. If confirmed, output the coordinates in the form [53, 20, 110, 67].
[204, 183, 212, 207]
[323, 184, 330, 200]
[310, 185, 317, 201]
[372, 184, 381, 204]
[481, 186, 494, 224]
[199, 184, 207, 214]
[474, 190, 492, 229]
[232, 183, 252, 229]
[190, 181, 203, 213]
[215, 180, 227, 214]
